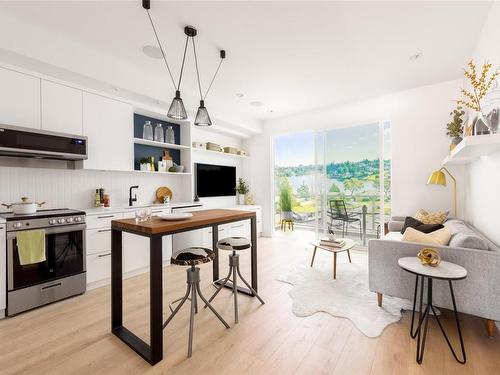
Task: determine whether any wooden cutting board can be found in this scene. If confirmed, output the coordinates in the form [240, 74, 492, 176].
[155, 186, 173, 203]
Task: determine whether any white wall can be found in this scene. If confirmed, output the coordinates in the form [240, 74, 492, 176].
[465, 1, 500, 246]
[244, 80, 464, 236]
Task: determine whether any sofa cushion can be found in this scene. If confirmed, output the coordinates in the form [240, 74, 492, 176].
[401, 216, 444, 234]
[402, 227, 451, 245]
[444, 219, 489, 250]
[414, 209, 448, 224]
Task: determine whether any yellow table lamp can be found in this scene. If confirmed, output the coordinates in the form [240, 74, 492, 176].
[427, 167, 457, 216]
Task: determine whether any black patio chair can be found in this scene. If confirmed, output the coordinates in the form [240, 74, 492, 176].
[327, 199, 362, 239]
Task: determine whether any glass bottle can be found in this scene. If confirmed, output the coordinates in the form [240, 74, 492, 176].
[166, 126, 175, 144]
[154, 123, 164, 143]
[143, 120, 153, 141]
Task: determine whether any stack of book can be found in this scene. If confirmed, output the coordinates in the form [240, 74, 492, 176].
[319, 238, 346, 248]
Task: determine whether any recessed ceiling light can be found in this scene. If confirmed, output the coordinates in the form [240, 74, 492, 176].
[250, 101, 263, 107]
[142, 45, 163, 59]
[409, 53, 423, 61]
[269, 109, 274, 113]
[236, 93, 244, 98]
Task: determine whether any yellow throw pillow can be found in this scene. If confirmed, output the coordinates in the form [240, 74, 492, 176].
[414, 209, 448, 225]
[402, 227, 451, 246]
[402, 228, 441, 245]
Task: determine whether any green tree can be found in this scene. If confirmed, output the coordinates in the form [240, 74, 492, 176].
[343, 178, 364, 196]
[329, 182, 340, 193]
[297, 181, 310, 199]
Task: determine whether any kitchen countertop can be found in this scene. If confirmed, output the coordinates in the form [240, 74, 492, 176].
[83, 201, 202, 216]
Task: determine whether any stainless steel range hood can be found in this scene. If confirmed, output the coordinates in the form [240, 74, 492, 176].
[0, 124, 88, 169]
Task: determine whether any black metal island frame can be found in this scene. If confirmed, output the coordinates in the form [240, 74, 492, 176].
[110, 209, 258, 365]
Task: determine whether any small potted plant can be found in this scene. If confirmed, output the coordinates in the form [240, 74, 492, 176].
[446, 105, 465, 152]
[235, 178, 249, 205]
[279, 184, 293, 221]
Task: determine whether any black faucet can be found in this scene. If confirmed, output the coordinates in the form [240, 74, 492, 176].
[129, 185, 139, 206]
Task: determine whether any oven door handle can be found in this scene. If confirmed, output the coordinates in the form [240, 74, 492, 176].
[7, 223, 87, 239]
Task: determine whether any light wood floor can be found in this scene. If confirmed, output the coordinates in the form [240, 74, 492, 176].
[0, 234, 499, 375]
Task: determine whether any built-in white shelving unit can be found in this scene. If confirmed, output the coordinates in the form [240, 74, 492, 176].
[192, 148, 248, 159]
[442, 134, 500, 166]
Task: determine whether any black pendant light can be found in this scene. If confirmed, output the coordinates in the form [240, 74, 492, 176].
[143, 0, 226, 124]
[143, 0, 189, 120]
[192, 36, 226, 126]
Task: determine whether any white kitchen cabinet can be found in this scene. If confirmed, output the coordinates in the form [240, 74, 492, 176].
[41, 80, 83, 135]
[86, 228, 111, 256]
[0, 223, 6, 317]
[82, 92, 133, 171]
[229, 220, 251, 238]
[86, 251, 112, 285]
[0, 67, 40, 129]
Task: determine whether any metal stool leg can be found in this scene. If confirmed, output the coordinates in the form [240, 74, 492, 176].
[196, 283, 230, 329]
[163, 284, 191, 329]
[205, 266, 233, 307]
[233, 259, 239, 323]
[236, 266, 265, 305]
[187, 284, 196, 358]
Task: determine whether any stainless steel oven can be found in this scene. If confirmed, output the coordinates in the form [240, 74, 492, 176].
[3, 209, 86, 315]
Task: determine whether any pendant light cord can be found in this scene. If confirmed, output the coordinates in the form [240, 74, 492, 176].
[192, 38, 204, 100]
[204, 58, 224, 101]
[146, 9, 177, 90]
[177, 35, 190, 91]
[192, 37, 224, 101]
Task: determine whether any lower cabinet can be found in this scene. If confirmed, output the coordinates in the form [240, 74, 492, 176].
[86, 251, 112, 285]
[86, 211, 174, 287]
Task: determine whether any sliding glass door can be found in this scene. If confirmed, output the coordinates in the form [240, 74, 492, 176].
[315, 122, 391, 244]
[273, 122, 391, 245]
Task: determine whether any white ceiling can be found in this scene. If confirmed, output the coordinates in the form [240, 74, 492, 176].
[0, 1, 492, 131]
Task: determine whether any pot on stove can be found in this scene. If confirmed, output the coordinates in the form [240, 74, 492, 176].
[1, 197, 46, 214]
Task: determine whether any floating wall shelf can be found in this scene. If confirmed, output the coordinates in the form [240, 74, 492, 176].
[133, 138, 190, 150]
[442, 134, 500, 166]
[131, 170, 192, 176]
[192, 148, 249, 159]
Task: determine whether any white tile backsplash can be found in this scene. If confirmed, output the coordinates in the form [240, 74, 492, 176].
[0, 166, 191, 210]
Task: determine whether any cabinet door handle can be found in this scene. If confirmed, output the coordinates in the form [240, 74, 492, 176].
[218, 228, 224, 231]
[97, 215, 114, 219]
[152, 210, 163, 213]
[232, 224, 244, 228]
[98, 253, 112, 258]
[97, 229, 111, 233]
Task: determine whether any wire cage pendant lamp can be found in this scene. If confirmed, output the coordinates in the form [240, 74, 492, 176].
[143, 0, 226, 125]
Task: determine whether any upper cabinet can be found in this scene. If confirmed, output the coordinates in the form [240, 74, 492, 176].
[41, 80, 83, 135]
[0, 67, 40, 129]
[83, 92, 133, 171]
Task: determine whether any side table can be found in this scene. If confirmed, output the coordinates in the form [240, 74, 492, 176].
[398, 257, 467, 364]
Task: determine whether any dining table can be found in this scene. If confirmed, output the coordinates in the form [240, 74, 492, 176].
[110, 208, 258, 365]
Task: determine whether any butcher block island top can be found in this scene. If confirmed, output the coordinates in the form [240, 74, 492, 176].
[111, 208, 256, 235]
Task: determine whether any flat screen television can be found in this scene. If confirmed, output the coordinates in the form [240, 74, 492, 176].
[195, 163, 236, 197]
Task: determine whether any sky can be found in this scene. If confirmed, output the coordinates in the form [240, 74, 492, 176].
[274, 122, 391, 167]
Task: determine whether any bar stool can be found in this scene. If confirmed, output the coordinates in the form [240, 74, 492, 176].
[206, 237, 265, 323]
[163, 247, 230, 358]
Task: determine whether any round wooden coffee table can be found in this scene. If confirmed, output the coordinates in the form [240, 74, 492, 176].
[398, 257, 467, 364]
[309, 238, 356, 279]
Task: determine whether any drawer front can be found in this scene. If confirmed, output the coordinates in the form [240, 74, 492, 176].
[86, 228, 111, 256]
[230, 220, 251, 238]
[86, 213, 123, 229]
[86, 251, 111, 284]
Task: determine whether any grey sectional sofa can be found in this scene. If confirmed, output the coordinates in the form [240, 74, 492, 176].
[368, 216, 500, 336]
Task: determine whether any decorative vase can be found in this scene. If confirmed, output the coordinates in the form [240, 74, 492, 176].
[475, 111, 491, 135]
[238, 194, 245, 205]
[282, 211, 293, 221]
[140, 163, 149, 171]
[450, 136, 463, 153]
